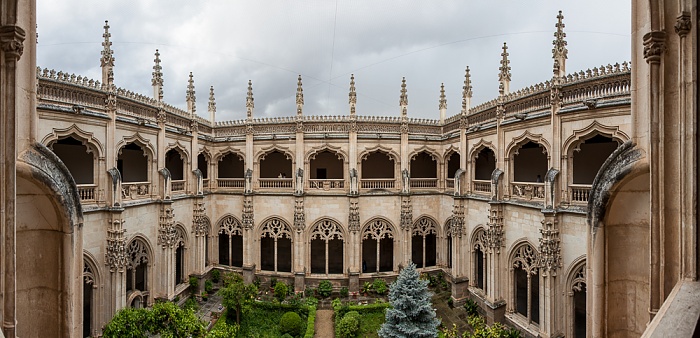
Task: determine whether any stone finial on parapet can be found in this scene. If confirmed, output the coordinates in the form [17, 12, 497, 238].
[100, 20, 115, 85]
[296, 75, 304, 116]
[349, 74, 357, 116]
[246, 80, 254, 120]
[462, 66, 472, 114]
[399, 77, 408, 117]
[439, 83, 447, 123]
[152, 49, 163, 101]
[186, 72, 196, 115]
[552, 10, 568, 77]
[208, 86, 216, 123]
[498, 42, 511, 95]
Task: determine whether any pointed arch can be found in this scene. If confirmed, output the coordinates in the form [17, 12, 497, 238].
[217, 214, 243, 236]
[469, 225, 487, 250]
[214, 146, 245, 162]
[165, 141, 190, 163]
[306, 143, 348, 163]
[308, 218, 345, 274]
[411, 215, 438, 268]
[217, 214, 243, 267]
[508, 239, 540, 325]
[126, 235, 153, 269]
[412, 215, 440, 236]
[256, 145, 294, 162]
[562, 121, 629, 155]
[258, 217, 293, 272]
[468, 139, 496, 162]
[361, 217, 395, 273]
[506, 131, 551, 158]
[470, 226, 488, 291]
[42, 124, 104, 158]
[174, 223, 188, 247]
[115, 133, 156, 160]
[83, 251, 101, 338]
[408, 145, 441, 164]
[198, 147, 213, 162]
[443, 144, 460, 162]
[359, 144, 399, 162]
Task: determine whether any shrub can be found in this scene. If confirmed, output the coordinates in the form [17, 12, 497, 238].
[304, 287, 316, 298]
[336, 311, 360, 338]
[223, 272, 243, 287]
[205, 280, 214, 294]
[373, 278, 387, 295]
[182, 297, 198, 312]
[464, 298, 479, 317]
[279, 311, 303, 337]
[275, 281, 289, 302]
[206, 320, 238, 338]
[305, 296, 319, 307]
[304, 306, 317, 338]
[189, 276, 199, 293]
[318, 280, 333, 298]
[281, 334, 294, 338]
[361, 281, 372, 294]
[270, 277, 278, 288]
[331, 298, 342, 310]
[253, 276, 261, 289]
[340, 286, 349, 298]
[211, 269, 221, 283]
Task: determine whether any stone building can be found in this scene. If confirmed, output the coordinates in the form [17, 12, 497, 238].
[0, 1, 696, 337]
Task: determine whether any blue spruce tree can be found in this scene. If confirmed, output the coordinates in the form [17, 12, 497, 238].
[378, 262, 439, 338]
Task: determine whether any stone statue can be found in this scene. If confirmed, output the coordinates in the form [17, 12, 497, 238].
[244, 168, 253, 193]
[402, 169, 410, 193]
[349, 168, 358, 195]
[295, 168, 304, 195]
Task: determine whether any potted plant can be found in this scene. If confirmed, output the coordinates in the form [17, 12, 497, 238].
[361, 281, 372, 296]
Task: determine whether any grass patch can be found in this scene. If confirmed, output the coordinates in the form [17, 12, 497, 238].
[223, 301, 310, 338]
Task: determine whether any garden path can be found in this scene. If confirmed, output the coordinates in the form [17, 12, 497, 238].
[314, 309, 335, 338]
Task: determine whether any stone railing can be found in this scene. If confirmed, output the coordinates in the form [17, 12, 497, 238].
[203, 179, 210, 189]
[472, 180, 491, 194]
[258, 178, 293, 189]
[569, 184, 591, 204]
[122, 182, 151, 200]
[171, 180, 185, 192]
[510, 182, 545, 200]
[217, 178, 245, 189]
[308, 179, 345, 190]
[445, 178, 454, 189]
[77, 184, 97, 202]
[360, 179, 395, 190]
[410, 178, 438, 188]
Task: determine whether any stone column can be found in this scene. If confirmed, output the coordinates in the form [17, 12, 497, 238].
[105, 214, 127, 318]
[157, 203, 176, 299]
[538, 213, 562, 338]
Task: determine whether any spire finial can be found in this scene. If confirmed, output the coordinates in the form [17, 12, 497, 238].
[349, 74, 356, 105]
[100, 20, 115, 68]
[552, 10, 568, 76]
[186, 72, 196, 114]
[499, 42, 511, 94]
[208, 86, 216, 112]
[399, 77, 408, 107]
[296, 75, 304, 105]
[152, 49, 163, 101]
[439, 83, 447, 110]
[462, 66, 472, 112]
[246, 80, 254, 109]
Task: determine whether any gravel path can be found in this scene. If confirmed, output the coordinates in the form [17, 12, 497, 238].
[314, 309, 335, 338]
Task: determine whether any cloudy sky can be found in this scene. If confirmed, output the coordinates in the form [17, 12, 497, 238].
[37, 1, 630, 121]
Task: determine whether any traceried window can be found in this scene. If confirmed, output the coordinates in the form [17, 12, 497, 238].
[362, 218, 394, 273]
[260, 218, 293, 273]
[411, 217, 437, 268]
[218, 216, 243, 267]
[512, 243, 539, 325]
[309, 219, 344, 274]
[126, 239, 150, 307]
[473, 229, 487, 292]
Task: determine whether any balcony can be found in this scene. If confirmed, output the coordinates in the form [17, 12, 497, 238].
[122, 182, 151, 200]
[308, 179, 344, 190]
[410, 178, 438, 189]
[217, 178, 245, 189]
[510, 182, 545, 200]
[77, 184, 97, 202]
[360, 179, 395, 190]
[472, 180, 491, 194]
[569, 184, 591, 204]
[171, 180, 185, 192]
[258, 178, 293, 189]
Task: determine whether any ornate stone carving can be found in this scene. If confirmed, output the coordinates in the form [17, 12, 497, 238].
[438, 83, 447, 110]
[294, 197, 305, 232]
[192, 200, 209, 237]
[218, 215, 242, 236]
[157, 206, 177, 248]
[349, 74, 357, 106]
[643, 30, 666, 64]
[84, 262, 96, 285]
[399, 77, 408, 107]
[186, 72, 196, 114]
[462, 66, 472, 112]
[512, 243, 538, 275]
[674, 11, 691, 37]
[100, 21, 114, 67]
[260, 218, 293, 240]
[348, 200, 360, 232]
[0, 25, 26, 61]
[105, 219, 127, 272]
[499, 43, 511, 82]
[571, 264, 586, 293]
[485, 205, 504, 253]
[552, 11, 568, 65]
[310, 219, 344, 241]
[242, 195, 254, 229]
[362, 219, 394, 241]
[152, 49, 163, 89]
[400, 196, 412, 230]
[245, 80, 253, 119]
[126, 239, 149, 270]
[448, 203, 465, 238]
[412, 216, 437, 237]
[538, 219, 561, 276]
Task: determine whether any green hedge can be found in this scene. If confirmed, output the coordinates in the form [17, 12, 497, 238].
[303, 305, 316, 338]
[334, 301, 390, 319]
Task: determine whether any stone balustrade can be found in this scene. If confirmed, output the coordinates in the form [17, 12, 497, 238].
[410, 178, 438, 188]
[473, 180, 491, 194]
[510, 182, 545, 200]
[217, 178, 245, 189]
[121, 182, 151, 200]
[308, 179, 345, 190]
[258, 178, 293, 189]
[569, 184, 591, 204]
[360, 179, 395, 190]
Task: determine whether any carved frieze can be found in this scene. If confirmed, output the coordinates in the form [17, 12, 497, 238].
[643, 30, 666, 64]
[157, 206, 177, 249]
[538, 219, 561, 276]
[400, 196, 412, 231]
[0, 25, 26, 61]
[105, 219, 127, 273]
[242, 195, 254, 230]
[674, 11, 692, 37]
[348, 200, 360, 232]
[294, 197, 305, 232]
[192, 200, 208, 237]
[485, 205, 504, 253]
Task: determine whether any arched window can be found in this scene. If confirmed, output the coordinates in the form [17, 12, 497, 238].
[218, 216, 243, 267]
[361, 151, 395, 179]
[174, 226, 187, 286]
[259, 150, 292, 178]
[309, 219, 344, 274]
[126, 239, 150, 307]
[472, 229, 487, 292]
[83, 258, 98, 338]
[446, 151, 460, 179]
[569, 263, 586, 338]
[511, 243, 539, 325]
[309, 150, 344, 189]
[572, 135, 618, 184]
[260, 218, 293, 273]
[165, 149, 185, 181]
[50, 136, 94, 184]
[513, 141, 547, 183]
[410, 151, 438, 188]
[362, 219, 394, 273]
[118, 143, 148, 183]
[474, 147, 496, 181]
[411, 217, 437, 268]
[197, 153, 209, 179]
[445, 218, 455, 269]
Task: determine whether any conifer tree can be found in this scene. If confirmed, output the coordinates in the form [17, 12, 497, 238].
[378, 262, 439, 338]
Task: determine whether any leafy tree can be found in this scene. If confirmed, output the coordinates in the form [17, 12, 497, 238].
[378, 262, 439, 338]
[274, 281, 289, 302]
[279, 311, 303, 336]
[206, 321, 239, 338]
[221, 277, 258, 325]
[318, 280, 333, 298]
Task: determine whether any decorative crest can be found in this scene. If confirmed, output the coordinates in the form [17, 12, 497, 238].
[439, 83, 447, 110]
[498, 42, 511, 83]
[186, 72, 196, 114]
[462, 66, 472, 113]
[349, 74, 357, 105]
[552, 11, 568, 76]
[100, 20, 115, 68]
